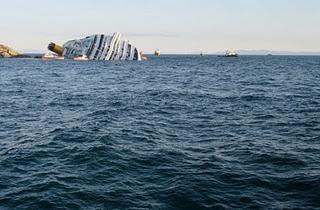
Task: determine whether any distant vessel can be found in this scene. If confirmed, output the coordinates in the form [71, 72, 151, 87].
[42, 52, 64, 60]
[200, 52, 204, 56]
[48, 33, 142, 61]
[154, 49, 161, 56]
[224, 50, 238, 57]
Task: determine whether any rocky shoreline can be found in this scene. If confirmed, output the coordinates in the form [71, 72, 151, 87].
[0, 44, 33, 58]
[0, 44, 19, 58]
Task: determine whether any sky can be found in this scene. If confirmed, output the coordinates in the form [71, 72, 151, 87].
[1, 0, 320, 53]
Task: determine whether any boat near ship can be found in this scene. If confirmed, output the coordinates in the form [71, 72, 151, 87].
[73, 55, 88, 61]
[48, 33, 142, 61]
[42, 52, 64, 60]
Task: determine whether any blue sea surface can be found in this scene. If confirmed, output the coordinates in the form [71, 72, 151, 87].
[0, 56, 320, 209]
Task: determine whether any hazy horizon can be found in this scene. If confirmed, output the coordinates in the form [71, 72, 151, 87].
[1, 0, 320, 54]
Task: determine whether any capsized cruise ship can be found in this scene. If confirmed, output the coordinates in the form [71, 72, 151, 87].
[48, 32, 142, 61]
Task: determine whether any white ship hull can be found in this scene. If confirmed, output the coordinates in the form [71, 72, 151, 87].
[60, 33, 141, 61]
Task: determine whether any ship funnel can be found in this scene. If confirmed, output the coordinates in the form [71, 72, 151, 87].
[48, 42, 64, 56]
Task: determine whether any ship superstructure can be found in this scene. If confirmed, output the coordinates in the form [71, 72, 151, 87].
[48, 32, 141, 61]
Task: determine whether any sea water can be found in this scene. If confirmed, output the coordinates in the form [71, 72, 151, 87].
[0, 56, 320, 209]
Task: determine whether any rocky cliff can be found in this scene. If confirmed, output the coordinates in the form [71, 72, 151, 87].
[0, 44, 20, 58]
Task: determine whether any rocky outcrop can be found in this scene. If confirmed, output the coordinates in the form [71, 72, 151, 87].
[0, 44, 20, 58]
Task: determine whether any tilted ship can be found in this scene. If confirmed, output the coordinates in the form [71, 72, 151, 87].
[48, 32, 142, 61]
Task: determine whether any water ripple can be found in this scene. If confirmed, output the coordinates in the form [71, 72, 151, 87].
[0, 56, 320, 209]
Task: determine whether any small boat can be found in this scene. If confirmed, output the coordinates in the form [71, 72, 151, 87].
[42, 53, 64, 60]
[73, 55, 88, 61]
[200, 52, 204, 56]
[224, 50, 238, 57]
[154, 49, 160, 56]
